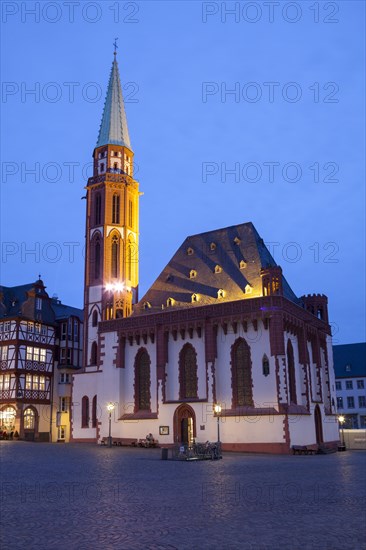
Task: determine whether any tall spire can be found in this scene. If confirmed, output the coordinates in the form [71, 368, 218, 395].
[96, 50, 131, 150]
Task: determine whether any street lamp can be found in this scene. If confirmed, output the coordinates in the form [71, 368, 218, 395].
[107, 402, 115, 447]
[214, 403, 222, 444]
[338, 415, 346, 451]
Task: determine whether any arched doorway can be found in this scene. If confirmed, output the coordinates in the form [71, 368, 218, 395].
[23, 407, 38, 441]
[173, 404, 196, 444]
[314, 405, 323, 445]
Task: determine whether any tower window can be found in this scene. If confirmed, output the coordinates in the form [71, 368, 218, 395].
[112, 194, 120, 224]
[95, 193, 102, 225]
[90, 342, 98, 365]
[114, 152, 118, 157]
[128, 200, 133, 227]
[94, 237, 101, 280]
[262, 355, 270, 376]
[100, 163, 105, 173]
[92, 310, 98, 327]
[111, 234, 119, 279]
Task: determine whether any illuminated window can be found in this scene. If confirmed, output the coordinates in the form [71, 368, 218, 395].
[26, 375, 32, 389]
[0, 375, 10, 391]
[28, 322, 34, 333]
[112, 194, 120, 224]
[1, 347, 8, 361]
[240, 260, 246, 269]
[59, 397, 68, 412]
[167, 298, 175, 307]
[231, 338, 253, 408]
[210, 242, 216, 251]
[143, 302, 151, 310]
[217, 289, 225, 299]
[245, 284, 252, 294]
[214, 265, 222, 274]
[191, 294, 199, 303]
[24, 408, 35, 429]
[234, 237, 241, 245]
[134, 349, 151, 411]
[39, 376, 45, 391]
[189, 270, 197, 279]
[0, 406, 16, 429]
[187, 247, 194, 255]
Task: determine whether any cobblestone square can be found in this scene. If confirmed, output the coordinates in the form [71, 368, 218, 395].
[1, 442, 365, 550]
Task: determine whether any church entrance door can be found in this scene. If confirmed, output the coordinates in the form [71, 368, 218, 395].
[173, 404, 196, 444]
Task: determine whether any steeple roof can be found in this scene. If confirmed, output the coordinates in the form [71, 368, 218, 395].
[96, 54, 131, 150]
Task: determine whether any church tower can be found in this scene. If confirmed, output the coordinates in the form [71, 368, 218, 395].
[83, 50, 140, 370]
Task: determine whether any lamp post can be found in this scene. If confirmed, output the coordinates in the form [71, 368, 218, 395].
[338, 415, 346, 451]
[107, 402, 115, 447]
[214, 404, 222, 444]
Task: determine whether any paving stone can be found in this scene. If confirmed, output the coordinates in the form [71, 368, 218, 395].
[0, 443, 365, 550]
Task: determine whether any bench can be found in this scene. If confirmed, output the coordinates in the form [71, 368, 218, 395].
[100, 437, 138, 446]
[292, 445, 317, 455]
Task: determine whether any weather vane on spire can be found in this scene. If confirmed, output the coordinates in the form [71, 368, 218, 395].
[113, 37, 119, 56]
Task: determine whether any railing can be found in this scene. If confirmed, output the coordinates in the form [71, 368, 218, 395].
[171, 441, 222, 461]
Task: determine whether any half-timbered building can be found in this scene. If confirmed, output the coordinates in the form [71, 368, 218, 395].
[0, 279, 82, 441]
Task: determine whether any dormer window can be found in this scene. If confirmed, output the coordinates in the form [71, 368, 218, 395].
[245, 284, 252, 294]
[191, 294, 199, 303]
[143, 302, 151, 310]
[234, 237, 241, 245]
[240, 260, 247, 269]
[217, 289, 225, 299]
[187, 247, 194, 256]
[189, 270, 197, 279]
[214, 265, 222, 274]
[167, 298, 175, 307]
[210, 242, 216, 251]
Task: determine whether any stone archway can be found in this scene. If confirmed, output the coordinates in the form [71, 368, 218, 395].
[173, 404, 196, 444]
[314, 404, 323, 445]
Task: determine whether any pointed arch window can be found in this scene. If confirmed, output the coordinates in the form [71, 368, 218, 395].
[95, 193, 101, 225]
[81, 396, 89, 428]
[90, 341, 98, 365]
[287, 339, 297, 404]
[179, 344, 198, 400]
[112, 194, 120, 224]
[231, 338, 253, 408]
[92, 395, 97, 428]
[92, 310, 98, 327]
[134, 349, 151, 412]
[111, 234, 119, 279]
[262, 354, 270, 377]
[127, 236, 135, 282]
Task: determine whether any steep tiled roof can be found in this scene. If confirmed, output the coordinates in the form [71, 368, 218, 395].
[96, 55, 131, 149]
[134, 222, 299, 315]
[333, 343, 366, 378]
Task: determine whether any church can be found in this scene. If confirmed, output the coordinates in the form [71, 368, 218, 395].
[71, 52, 339, 453]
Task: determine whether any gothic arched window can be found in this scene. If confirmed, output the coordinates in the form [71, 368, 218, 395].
[92, 233, 101, 281]
[112, 194, 120, 224]
[179, 343, 198, 400]
[95, 193, 101, 225]
[92, 395, 97, 428]
[231, 338, 253, 408]
[287, 339, 297, 404]
[90, 341, 98, 365]
[134, 349, 151, 412]
[111, 234, 119, 279]
[81, 396, 89, 428]
[262, 354, 270, 377]
[92, 310, 98, 327]
[127, 235, 135, 282]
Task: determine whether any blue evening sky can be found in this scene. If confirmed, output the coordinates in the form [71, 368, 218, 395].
[1, 1, 365, 344]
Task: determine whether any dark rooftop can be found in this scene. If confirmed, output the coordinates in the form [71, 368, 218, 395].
[333, 343, 366, 378]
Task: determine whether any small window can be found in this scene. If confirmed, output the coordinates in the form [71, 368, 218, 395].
[36, 298, 42, 311]
[100, 163, 105, 173]
[210, 242, 216, 251]
[346, 381, 353, 390]
[217, 289, 225, 299]
[357, 380, 364, 389]
[187, 247, 194, 256]
[114, 151, 118, 157]
[240, 260, 246, 269]
[358, 396, 366, 408]
[337, 396, 343, 409]
[143, 302, 151, 310]
[345, 364, 351, 372]
[245, 284, 252, 294]
[234, 237, 241, 245]
[191, 294, 199, 303]
[262, 355, 270, 377]
[92, 310, 98, 327]
[189, 270, 197, 279]
[214, 265, 222, 274]
[167, 298, 175, 307]
[335, 381, 341, 391]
